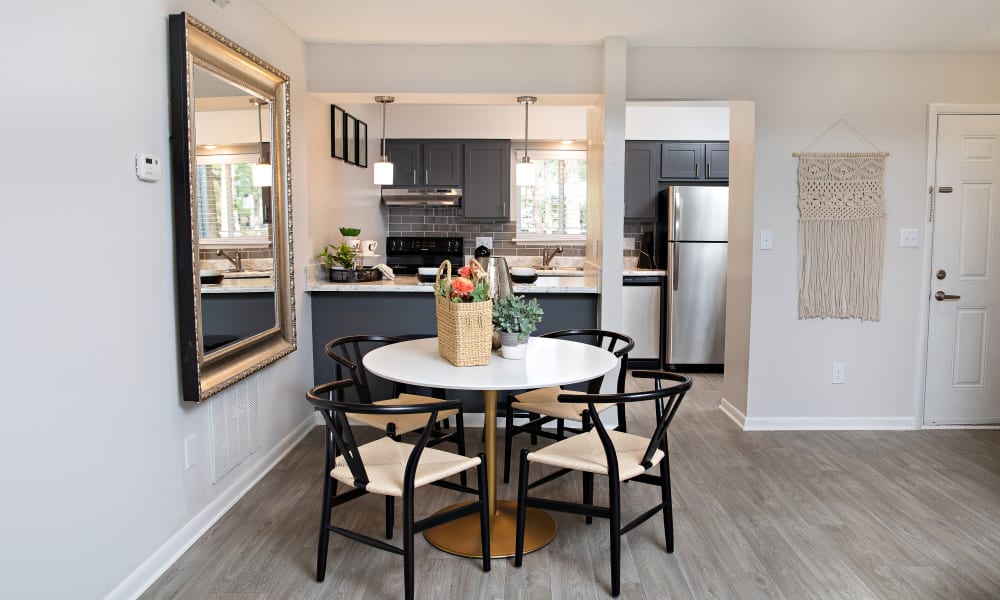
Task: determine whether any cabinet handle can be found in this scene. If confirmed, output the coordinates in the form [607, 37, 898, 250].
[707, 162, 711, 178]
[412, 170, 416, 184]
[694, 163, 699, 178]
[425, 169, 429, 184]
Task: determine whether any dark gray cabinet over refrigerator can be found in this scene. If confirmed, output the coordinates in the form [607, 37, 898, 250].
[385, 140, 462, 186]
[659, 141, 729, 181]
[463, 140, 510, 219]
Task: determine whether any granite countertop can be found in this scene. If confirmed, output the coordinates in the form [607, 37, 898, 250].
[201, 277, 275, 294]
[623, 269, 666, 276]
[306, 273, 598, 294]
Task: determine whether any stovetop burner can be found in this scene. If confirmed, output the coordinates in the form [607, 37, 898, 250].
[385, 236, 464, 274]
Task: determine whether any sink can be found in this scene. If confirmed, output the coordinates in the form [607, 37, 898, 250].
[223, 270, 273, 279]
[535, 267, 584, 277]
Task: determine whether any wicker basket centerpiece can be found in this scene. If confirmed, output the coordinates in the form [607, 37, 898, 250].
[434, 259, 493, 366]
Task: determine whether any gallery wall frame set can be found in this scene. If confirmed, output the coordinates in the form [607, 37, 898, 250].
[331, 105, 367, 167]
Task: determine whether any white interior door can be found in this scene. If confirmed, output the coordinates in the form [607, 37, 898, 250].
[925, 114, 1000, 425]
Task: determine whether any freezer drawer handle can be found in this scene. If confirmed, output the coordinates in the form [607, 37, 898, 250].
[672, 245, 679, 291]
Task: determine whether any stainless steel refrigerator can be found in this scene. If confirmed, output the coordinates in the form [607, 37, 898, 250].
[663, 185, 728, 365]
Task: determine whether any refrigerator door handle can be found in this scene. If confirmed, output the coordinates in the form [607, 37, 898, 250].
[672, 244, 680, 291]
[673, 190, 681, 241]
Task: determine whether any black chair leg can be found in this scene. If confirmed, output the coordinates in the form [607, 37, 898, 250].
[616, 403, 627, 433]
[514, 448, 530, 567]
[583, 471, 594, 525]
[403, 491, 415, 600]
[385, 496, 395, 539]
[503, 399, 515, 483]
[476, 456, 491, 572]
[609, 477, 621, 597]
[556, 418, 565, 439]
[316, 476, 333, 581]
[456, 411, 468, 487]
[661, 437, 674, 553]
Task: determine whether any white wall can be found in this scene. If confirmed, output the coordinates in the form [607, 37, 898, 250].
[356, 104, 588, 140]
[625, 104, 730, 140]
[628, 47, 1000, 425]
[0, 2, 314, 598]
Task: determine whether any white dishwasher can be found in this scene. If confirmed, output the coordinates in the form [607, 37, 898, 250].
[621, 275, 663, 364]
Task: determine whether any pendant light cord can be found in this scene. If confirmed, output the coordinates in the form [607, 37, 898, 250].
[523, 98, 529, 157]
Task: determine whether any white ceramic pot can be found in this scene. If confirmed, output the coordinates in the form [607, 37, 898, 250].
[499, 332, 527, 359]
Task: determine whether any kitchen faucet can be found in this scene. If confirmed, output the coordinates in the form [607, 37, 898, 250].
[541, 245, 563, 267]
[216, 249, 242, 271]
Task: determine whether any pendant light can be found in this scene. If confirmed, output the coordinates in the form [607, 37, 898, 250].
[516, 96, 537, 186]
[249, 98, 272, 187]
[374, 96, 395, 185]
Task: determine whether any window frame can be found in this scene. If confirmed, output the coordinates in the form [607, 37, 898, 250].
[510, 148, 588, 245]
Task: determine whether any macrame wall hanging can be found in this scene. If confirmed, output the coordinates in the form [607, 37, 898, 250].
[794, 119, 889, 321]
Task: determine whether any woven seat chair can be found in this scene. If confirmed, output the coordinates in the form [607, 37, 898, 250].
[326, 335, 466, 483]
[502, 329, 634, 483]
[513, 370, 692, 597]
[307, 380, 490, 600]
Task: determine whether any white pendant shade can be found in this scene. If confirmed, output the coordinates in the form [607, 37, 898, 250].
[252, 162, 272, 187]
[516, 160, 535, 186]
[374, 159, 394, 185]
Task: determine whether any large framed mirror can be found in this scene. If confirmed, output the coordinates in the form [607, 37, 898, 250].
[168, 13, 296, 402]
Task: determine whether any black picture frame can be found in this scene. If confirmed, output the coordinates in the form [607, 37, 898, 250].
[356, 120, 368, 167]
[346, 114, 357, 164]
[331, 105, 345, 159]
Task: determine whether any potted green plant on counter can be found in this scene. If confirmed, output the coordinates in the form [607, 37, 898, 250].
[492, 294, 543, 359]
[318, 242, 357, 281]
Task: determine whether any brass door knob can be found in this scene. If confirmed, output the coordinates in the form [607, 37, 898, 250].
[934, 291, 961, 301]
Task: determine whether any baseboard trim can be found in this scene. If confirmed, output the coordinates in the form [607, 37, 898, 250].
[106, 413, 317, 600]
[743, 416, 919, 431]
[718, 397, 747, 429]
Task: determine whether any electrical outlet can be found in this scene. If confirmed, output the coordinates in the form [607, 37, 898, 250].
[900, 228, 919, 248]
[759, 230, 773, 250]
[184, 435, 198, 470]
[475, 236, 493, 250]
[831, 363, 846, 385]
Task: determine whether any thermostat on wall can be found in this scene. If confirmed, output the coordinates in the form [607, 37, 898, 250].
[135, 153, 162, 182]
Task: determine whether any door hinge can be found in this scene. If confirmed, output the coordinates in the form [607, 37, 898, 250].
[928, 185, 935, 223]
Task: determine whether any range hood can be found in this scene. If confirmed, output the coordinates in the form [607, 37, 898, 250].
[381, 188, 462, 207]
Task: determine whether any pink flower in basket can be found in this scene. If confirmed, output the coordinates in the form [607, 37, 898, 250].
[436, 262, 490, 303]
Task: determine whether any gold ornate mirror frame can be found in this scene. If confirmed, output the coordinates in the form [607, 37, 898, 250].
[168, 13, 296, 402]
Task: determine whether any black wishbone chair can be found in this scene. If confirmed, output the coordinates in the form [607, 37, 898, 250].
[513, 370, 692, 597]
[503, 329, 635, 483]
[307, 380, 490, 600]
[326, 335, 467, 483]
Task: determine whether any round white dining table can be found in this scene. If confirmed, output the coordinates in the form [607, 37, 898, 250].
[363, 335, 618, 558]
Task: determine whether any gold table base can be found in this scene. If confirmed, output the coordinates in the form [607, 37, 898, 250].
[423, 500, 557, 558]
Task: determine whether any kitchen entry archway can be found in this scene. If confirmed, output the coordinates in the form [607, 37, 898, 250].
[921, 107, 1000, 425]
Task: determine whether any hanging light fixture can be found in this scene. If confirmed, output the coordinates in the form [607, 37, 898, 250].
[374, 96, 395, 185]
[516, 96, 537, 186]
[249, 98, 272, 187]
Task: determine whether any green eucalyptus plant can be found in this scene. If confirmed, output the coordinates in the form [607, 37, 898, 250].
[492, 295, 543, 341]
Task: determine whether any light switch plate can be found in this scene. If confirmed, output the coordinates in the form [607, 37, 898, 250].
[900, 228, 919, 248]
[831, 363, 846, 384]
[759, 229, 773, 250]
[475, 236, 493, 250]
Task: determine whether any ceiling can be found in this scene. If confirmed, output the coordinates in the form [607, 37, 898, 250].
[258, 0, 1000, 52]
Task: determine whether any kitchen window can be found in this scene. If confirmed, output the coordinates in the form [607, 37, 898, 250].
[513, 149, 587, 243]
[195, 152, 271, 247]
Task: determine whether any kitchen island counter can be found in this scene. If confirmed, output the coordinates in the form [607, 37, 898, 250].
[306, 273, 598, 294]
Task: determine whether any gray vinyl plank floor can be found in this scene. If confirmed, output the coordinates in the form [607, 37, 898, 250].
[142, 373, 1000, 599]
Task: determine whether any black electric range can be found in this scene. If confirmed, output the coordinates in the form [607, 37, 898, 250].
[385, 237, 464, 274]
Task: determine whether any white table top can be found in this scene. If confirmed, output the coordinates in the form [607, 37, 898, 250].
[362, 337, 618, 391]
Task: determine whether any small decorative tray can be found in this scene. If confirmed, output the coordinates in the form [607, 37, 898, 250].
[328, 267, 382, 283]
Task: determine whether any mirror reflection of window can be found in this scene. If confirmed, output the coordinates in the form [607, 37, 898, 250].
[195, 152, 271, 240]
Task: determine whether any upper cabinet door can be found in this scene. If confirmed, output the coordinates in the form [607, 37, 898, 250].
[424, 142, 463, 186]
[706, 143, 729, 180]
[660, 143, 705, 180]
[463, 140, 510, 219]
[386, 141, 420, 185]
[625, 142, 658, 219]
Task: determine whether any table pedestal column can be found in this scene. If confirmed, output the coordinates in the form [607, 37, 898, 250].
[423, 389, 557, 558]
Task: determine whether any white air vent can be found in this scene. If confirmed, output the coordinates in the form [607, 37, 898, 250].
[211, 376, 261, 484]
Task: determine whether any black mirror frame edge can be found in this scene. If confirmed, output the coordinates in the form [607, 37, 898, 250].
[168, 12, 297, 402]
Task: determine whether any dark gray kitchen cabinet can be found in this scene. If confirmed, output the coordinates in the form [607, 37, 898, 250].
[624, 141, 659, 219]
[706, 143, 729, 180]
[385, 140, 462, 186]
[659, 142, 729, 181]
[463, 140, 510, 219]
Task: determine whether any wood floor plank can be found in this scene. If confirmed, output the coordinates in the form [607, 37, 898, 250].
[141, 372, 1000, 599]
